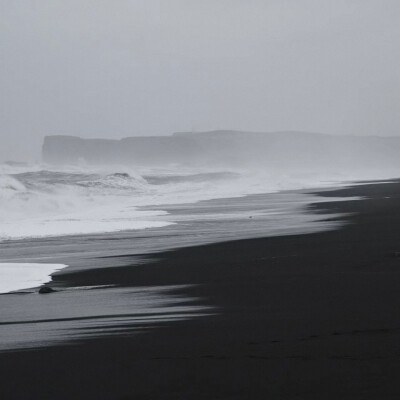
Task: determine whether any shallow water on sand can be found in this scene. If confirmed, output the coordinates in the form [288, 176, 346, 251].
[0, 189, 354, 351]
[0, 190, 349, 269]
[0, 285, 209, 352]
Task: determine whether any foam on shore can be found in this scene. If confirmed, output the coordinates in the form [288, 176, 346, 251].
[0, 263, 66, 294]
[1, 162, 397, 242]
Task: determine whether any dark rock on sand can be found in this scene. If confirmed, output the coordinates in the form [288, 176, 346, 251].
[38, 286, 56, 294]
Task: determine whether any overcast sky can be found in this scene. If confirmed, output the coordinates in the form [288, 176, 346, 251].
[1, 0, 400, 161]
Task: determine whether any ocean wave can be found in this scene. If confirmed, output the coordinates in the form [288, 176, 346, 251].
[0, 175, 27, 197]
[0, 165, 169, 240]
[2, 162, 393, 241]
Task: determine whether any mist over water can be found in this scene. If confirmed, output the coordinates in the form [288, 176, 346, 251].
[1, 137, 399, 242]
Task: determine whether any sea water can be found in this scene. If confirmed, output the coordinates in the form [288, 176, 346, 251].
[0, 161, 396, 294]
[0, 161, 379, 242]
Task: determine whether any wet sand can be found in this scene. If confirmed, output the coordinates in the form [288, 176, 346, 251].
[1, 180, 400, 399]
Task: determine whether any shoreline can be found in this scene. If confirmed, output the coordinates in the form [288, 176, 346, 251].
[0, 185, 345, 296]
[0, 182, 355, 271]
[1, 180, 400, 398]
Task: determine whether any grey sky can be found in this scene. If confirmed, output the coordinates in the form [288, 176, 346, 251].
[1, 0, 400, 161]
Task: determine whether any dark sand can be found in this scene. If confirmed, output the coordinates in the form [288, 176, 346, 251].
[1, 181, 400, 399]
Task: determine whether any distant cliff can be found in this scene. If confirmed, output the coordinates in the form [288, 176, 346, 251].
[42, 131, 400, 173]
[42, 135, 202, 165]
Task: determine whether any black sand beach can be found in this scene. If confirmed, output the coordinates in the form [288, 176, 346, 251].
[1, 180, 400, 399]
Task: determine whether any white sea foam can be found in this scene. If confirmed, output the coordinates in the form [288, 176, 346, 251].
[0, 263, 66, 294]
[0, 162, 398, 241]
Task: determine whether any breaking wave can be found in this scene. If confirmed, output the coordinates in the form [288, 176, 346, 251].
[1, 161, 393, 241]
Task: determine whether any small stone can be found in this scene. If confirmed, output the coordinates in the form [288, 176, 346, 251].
[38, 286, 56, 294]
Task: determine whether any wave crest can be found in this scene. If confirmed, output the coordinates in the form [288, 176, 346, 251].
[0, 175, 26, 198]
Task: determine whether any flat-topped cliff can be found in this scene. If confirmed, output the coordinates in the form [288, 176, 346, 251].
[42, 135, 200, 165]
[42, 131, 400, 173]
